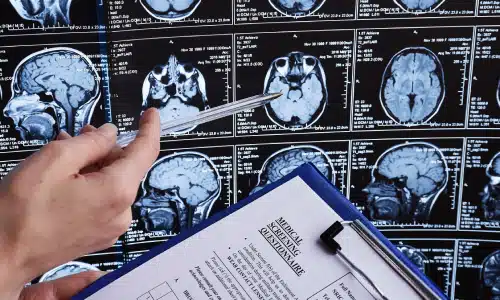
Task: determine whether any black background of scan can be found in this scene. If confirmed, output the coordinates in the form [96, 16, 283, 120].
[358, 0, 475, 19]
[0, 0, 500, 297]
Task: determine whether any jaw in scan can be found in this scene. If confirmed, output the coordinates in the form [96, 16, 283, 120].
[263, 51, 327, 130]
[3, 47, 101, 142]
[139, 0, 202, 21]
[268, 0, 326, 17]
[9, 0, 72, 26]
[393, 0, 445, 14]
[134, 151, 221, 235]
[396, 244, 429, 274]
[480, 152, 500, 221]
[362, 142, 448, 223]
[250, 145, 334, 194]
[380, 47, 445, 126]
[39, 261, 99, 282]
[142, 54, 209, 135]
[481, 250, 500, 299]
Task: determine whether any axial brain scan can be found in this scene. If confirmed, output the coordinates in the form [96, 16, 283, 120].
[3, 47, 101, 142]
[397, 244, 428, 274]
[362, 142, 448, 222]
[134, 151, 221, 234]
[142, 54, 208, 134]
[481, 250, 500, 299]
[9, 0, 72, 26]
[394, 0, 445, 13]
[251, 145, 334, 194]
[268, 0, 326, 17]
[481, 152, 500, 221]
[139, 0, 201, 21]
[380, 47, 445, 126]
[39, 261, 99, 282]
[263, 51, 327, 130]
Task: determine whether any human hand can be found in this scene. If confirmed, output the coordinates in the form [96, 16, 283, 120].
[0, 108, 160, 299]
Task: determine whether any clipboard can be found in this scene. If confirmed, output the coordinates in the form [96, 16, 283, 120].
[72, 163, 447, 300]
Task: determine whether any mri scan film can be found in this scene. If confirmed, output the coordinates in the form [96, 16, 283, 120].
[268, 0, 327, 17]
[3, 47, 100, 142]
[362, 142, 448, 223]
[393, 0, 445, 14]
[357, 0, 474, 19]
[139, 0, 202, 21]
[380, 47, 445, 126]
[142, 54, 209, 134]
[397, 244, 428, 274]
[263, 51, 327, 130]
[9, 0, 72, 26]
[250, 145, 334, 194]
[481, 250, 500, 299]
[481, 152, 500, 221]
[39, 261, 99, 282]
[134, 151, 221, 235]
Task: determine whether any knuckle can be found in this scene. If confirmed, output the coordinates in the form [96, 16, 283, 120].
[84, 131, 111, 151]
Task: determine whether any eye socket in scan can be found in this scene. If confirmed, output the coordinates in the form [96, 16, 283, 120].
[380, 47, 445, 126]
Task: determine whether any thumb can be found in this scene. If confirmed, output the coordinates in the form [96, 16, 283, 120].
[19, 271, 105, 300]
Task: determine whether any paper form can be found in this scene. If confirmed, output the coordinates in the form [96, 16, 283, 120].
[83, 176, 422, 300]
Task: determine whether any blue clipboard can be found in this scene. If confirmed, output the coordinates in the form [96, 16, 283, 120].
[73, 162, 447, 300]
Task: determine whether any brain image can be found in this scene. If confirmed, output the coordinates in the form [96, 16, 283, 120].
[3, 47, 101, 141]
[397, 245, 428, 274]
[481, 250, 500, 298]
[394, 0, 445, 13]
[497, 79, 500, 108]
[134, 151, 221, 234]
[251, 145, 334, 194]
[39, 261, 99, 282]
[263, 51, 327, 130]
[139, 0, 201, 21]
[481, 152, 500, 221]
[363, 142, 448, 222]
[10, 0, 72, 26]
[380, 47, 445, 126]
[142, 54, 208, 134]
[268, 0, 326, 17]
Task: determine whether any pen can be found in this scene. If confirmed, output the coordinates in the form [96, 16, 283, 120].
[116, 92, 282, 148]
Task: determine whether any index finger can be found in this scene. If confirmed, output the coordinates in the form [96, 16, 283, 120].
[102, 108, 160, 183]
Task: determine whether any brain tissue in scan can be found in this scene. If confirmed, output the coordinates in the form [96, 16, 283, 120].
[134, 151, 221, 234]
[39, 261, 99, 282]
[142, 54, 208, 135]
[481, 250, 500, 299]
[263, 52, 327, 130]
[363, 142, 448, 223]
[380, 47, 445, 126]
[397, 244, 428, 274]
[268, 0, 326, 17]
[251, 145, 334, 194]
[140, 0, 201, 21]
[3, 47, 101, 142]
[10, 0, 72, 26]
[394, 0, 444, 13]
[481, 152, 500, 221]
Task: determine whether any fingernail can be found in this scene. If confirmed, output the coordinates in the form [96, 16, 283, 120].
[98, 123, 118, 138]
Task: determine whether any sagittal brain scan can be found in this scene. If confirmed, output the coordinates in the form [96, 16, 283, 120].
[9, 0, 72, 26]
[363, 142, 448, 222]
[393, 0, 445, 13]
[3, 47, 100, 142]
[481, 152, 500, 221]
[263, 51, 327, 130]
[268, 0, 327, 17]
[142, 54, 208, 134]
[39, 261, 99, 282]
[139, 0, 202, 21]
[380, 47, 445, 126]
[397, 244, 428, 274]
[481, 250, 500, 299]
[251, 145, 334, 194]
[134, 151, 221, 234]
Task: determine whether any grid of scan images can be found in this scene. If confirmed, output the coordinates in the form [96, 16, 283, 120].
[0, 0, 499, 298]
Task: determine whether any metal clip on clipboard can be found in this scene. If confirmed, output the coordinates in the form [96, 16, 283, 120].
[320, 220, 442, 300]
